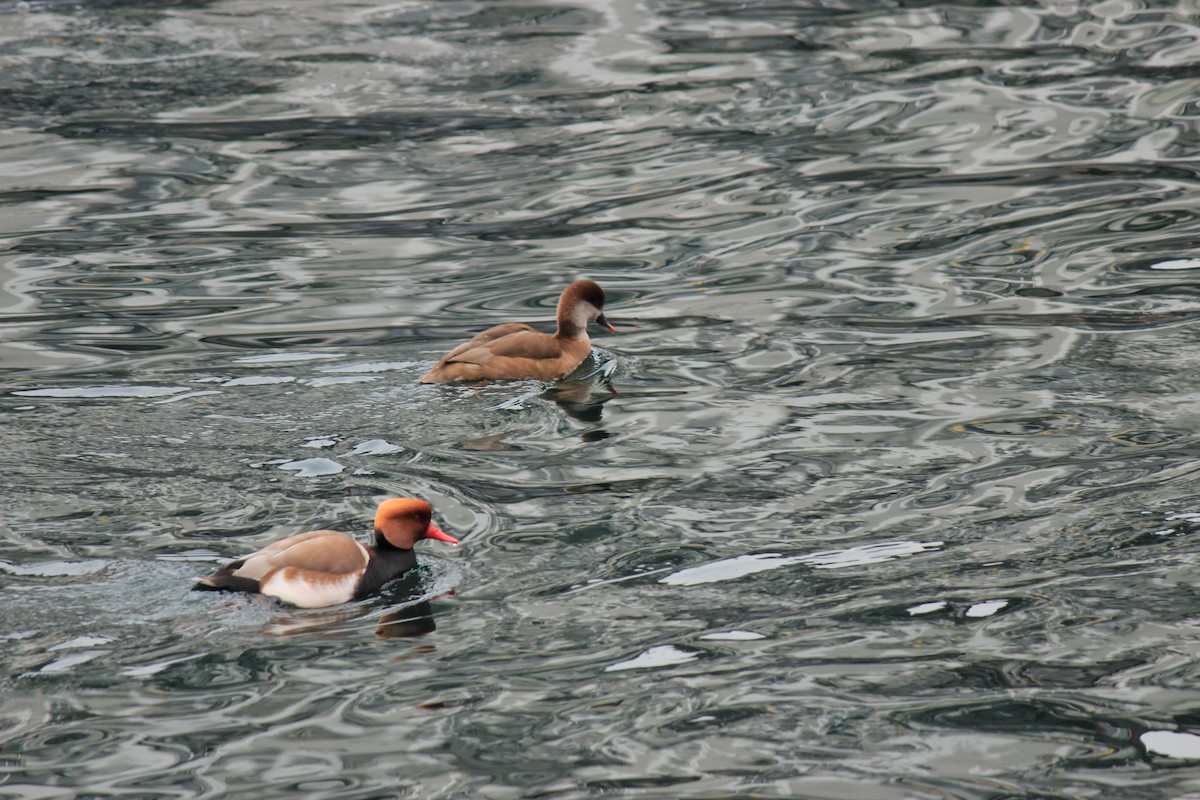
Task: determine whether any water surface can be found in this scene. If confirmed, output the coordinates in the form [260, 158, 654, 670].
[6, 0, 1200, 797]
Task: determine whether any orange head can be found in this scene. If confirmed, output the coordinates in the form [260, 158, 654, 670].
[374, 498, 458, 550]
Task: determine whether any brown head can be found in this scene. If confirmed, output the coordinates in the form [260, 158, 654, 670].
[556, 279, 617, 338]
[374, 498, 459, 550]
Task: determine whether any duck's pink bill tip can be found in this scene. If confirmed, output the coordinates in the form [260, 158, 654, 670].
[425, 523, 459, 545]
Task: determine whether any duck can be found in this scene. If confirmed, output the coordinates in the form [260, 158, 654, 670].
[192, 498, 458, 608]
[419, 279, 616, 383]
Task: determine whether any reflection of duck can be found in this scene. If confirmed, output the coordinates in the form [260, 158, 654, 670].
[375, 599, 438, 638]
[192, 498, 458, 608]
[542, 377, 617, 425]
[264, 594, 451, 638]
[419, 279, 616, 383]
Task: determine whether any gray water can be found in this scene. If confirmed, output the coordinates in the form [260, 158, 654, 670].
[5, 0, 1200, 797]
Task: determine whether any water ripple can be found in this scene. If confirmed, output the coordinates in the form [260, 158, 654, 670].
[6, 0, 1200, 797]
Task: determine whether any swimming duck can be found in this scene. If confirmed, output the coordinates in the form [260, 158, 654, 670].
[192, 498, 458, 608]
[419, 279, 616, 383]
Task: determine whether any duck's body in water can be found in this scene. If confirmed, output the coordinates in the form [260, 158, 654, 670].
[419, 279, 615, 384]
[193, 498, 458, 608]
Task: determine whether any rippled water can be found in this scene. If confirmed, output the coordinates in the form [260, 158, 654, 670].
[7, 0, 1200, 796]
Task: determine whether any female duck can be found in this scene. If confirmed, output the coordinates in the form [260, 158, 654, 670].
[419, 279, 615, 383]
[193, 498, 458, 608]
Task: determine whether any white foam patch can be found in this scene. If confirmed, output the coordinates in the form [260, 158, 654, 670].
[491, 394, 533, 411]
[346, 439, 404, 456]
[48, 636, 112, 651]
[0, 559, 108, 577]
[305, 376, 378, 387]
[700, 630, 765, 641]
[1142, 730, 1200, 759]
[804, 540, 943, 569]
[223, 376, 296, 387]
[12, 386, 189, 398]
[1149, 259, 1200, 271]
[122, 653, 202, 678]
[965, 600, 1008, 618]
[660, 553, 808, 586]
[907, 601, 948, 616]
[38, 650, 107, 674]
[605, 645, 697, 672]
[153, 390, 222, 405]
[278, 458, 345, 477]
[660, 541, 943, 586]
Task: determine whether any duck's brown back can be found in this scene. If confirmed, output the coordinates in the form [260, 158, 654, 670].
[420, 323, 590, 383]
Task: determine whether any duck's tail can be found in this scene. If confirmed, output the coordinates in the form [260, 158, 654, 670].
[191, 574, 261, 593]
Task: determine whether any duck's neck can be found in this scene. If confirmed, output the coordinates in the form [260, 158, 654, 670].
[372, 534, 406, 552]
[555, 301, 591, 340]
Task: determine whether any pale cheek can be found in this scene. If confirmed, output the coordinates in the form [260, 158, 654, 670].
[572, 302, 598, 330]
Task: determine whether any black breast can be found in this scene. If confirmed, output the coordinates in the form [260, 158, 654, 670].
[355, 547, 417, 599]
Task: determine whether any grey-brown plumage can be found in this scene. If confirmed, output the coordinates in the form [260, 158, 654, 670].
[419, 279, 615, 383]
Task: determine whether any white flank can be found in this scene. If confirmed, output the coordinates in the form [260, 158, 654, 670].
[260, 539, 370, 608]
[262, 569, 360, 608]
